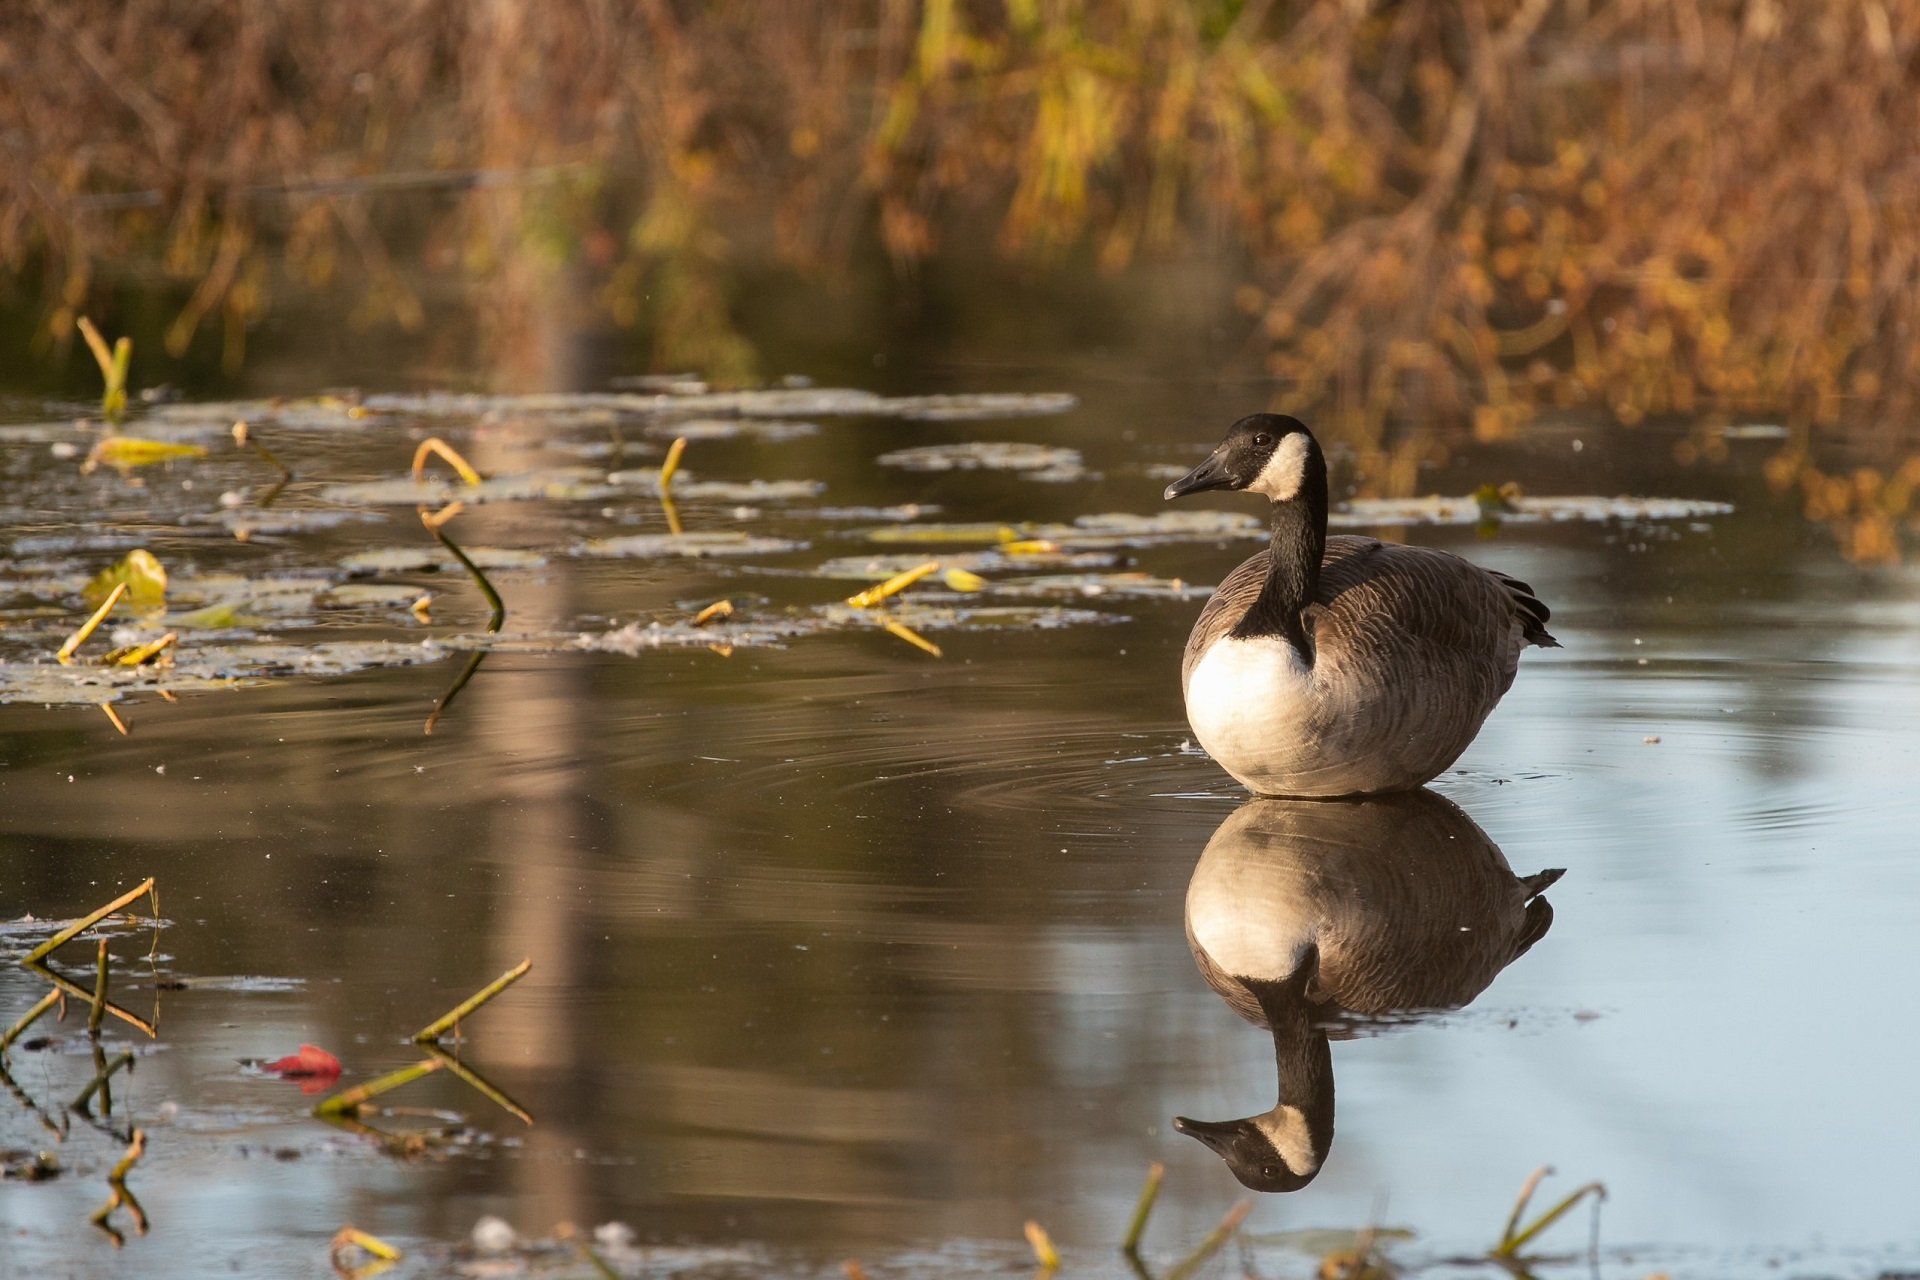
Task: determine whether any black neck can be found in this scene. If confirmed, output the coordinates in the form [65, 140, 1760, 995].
[1229, 443, 1328, 654]
[1250, 976, 1335, 1160]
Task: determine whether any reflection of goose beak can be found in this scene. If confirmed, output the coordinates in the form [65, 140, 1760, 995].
[1171, 1113, 1320, 1193]
[1171, 1115, 1244, 1158]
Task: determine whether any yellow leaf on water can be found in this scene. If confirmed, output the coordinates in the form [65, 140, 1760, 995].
[84, 549, 168, 607]
[82, 438, 207, 473]
[942, 568, 988, 591]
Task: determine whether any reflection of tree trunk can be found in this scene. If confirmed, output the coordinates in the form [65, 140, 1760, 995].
[464, 267, 602, 1226]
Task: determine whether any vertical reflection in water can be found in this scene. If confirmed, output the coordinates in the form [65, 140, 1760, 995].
[460, 290, 606, 1229]
[1175, 790, 1565, 1192]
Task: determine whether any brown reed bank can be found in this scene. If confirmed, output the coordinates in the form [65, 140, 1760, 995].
[5, 1, 1920, 556]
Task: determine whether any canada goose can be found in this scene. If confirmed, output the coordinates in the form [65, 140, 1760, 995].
[1175, 790, 1563, 1192]
[1164, 414, 1557, 797]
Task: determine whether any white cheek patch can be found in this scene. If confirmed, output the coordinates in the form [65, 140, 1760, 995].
[1248, 433, 1312, 501]
[1254, 1105, 1322, 1175]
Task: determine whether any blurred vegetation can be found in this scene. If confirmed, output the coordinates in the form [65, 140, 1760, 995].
[5, 1, 1920, 557]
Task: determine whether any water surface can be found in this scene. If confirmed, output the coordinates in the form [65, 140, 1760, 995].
[3, 350, 1918, 1278]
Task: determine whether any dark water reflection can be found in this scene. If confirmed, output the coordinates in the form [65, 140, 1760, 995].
[1175, 793, 1562, 1194]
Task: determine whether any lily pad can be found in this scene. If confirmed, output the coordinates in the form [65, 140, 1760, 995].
[578, 532, 807, 559]
[861, 511, 1265, 549]
[643, 418, 821, 442]
[876, 443, 1084, 474]
[806, 504, 942, 522]
[818, 602, 1123, 631]
[810, 550, 1121, 579]
[985, 572, 1213, 600]
[339, 547, 550, 576]
[606, 472, 826, 502]
[188, 507, 387, 537]
[316, 468, 610, 507]
[1331, 494, 1736, 527]
[569, 615, 818, 653]
[872, 392, 1079, 421]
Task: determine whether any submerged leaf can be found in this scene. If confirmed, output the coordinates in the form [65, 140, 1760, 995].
[84, 550, 168, 607]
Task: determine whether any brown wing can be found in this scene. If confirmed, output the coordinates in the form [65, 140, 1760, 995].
[1182, 536, 1553, 695]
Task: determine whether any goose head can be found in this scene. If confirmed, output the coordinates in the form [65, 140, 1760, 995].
[1164, 414, 1318, 503]
[1172, 1107, 1328, 1193]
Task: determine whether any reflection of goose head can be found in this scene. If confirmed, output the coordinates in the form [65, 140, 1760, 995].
[1175, 790, 1564, 1192]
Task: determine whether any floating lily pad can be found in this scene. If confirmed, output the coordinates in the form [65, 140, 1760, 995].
[569, 615, 818, 653]
[1331, 494, 1736, 527]
[818, 602, 1123, 631]
[607, 471, 826, 502]
[579, 532, 807, 559]
[873, 392, 1079, 421]
[876, 443, 1084, 474]
[339, 547, 550, 576]
[165, 602, 266, 630]
[643, 418, 821, 442]
[985, 572, 1213, 600]
[861, 510, 1265, 549]
[810, 550, 1121, 579]
[807, 504, 942, 522]
[315, 583, 431, 610]
[317, 468, 610, 507]
[188, 507, 387, 537]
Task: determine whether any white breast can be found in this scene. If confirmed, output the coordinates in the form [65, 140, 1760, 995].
[1185, 636, 1316, 787]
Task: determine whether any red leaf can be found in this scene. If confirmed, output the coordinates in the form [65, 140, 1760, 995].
[264, 1044, 342, 1081]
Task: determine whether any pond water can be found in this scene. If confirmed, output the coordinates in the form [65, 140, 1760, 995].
[3, 290, 1919, 1279]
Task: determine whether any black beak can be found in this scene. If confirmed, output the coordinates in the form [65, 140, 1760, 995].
[1171, 1115, 1244, 1158]
[1164, 450, 1233, 500]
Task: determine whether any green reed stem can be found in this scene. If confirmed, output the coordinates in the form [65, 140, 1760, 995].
[411, 958, 531, 1044]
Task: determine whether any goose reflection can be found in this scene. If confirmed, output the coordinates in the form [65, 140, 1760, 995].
[1175, 789, 1564, 1192]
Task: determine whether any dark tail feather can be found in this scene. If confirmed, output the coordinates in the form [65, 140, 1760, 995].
[1494, 571, 1560, 648]
[1520, 867, 1566, 897]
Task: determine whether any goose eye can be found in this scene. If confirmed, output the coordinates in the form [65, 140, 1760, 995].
[1252, 433, 1273, 447]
